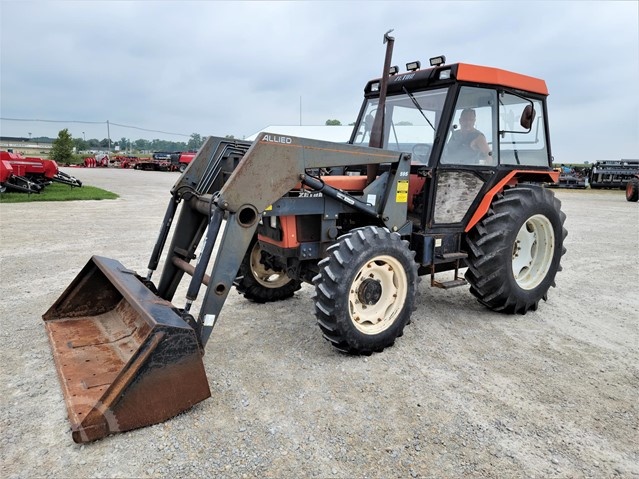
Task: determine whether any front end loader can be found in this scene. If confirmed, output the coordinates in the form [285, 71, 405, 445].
[44, 33, 566, 442]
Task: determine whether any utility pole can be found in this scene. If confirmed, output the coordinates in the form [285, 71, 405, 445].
[106, 120, 111, 152]
[299, 96, 302, 126]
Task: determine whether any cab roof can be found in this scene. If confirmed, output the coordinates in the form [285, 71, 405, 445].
[365, 62, 548, 96]
[456, 63, 548, 95]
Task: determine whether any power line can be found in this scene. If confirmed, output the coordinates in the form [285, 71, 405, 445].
[109, 121, 189, 137]
[1, 117, 104, 125]
[0, 117, 191, 137]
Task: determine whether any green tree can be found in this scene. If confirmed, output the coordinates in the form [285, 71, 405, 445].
[50, 129, 74, 164]
[134, 139, 150, 151]
[325, 119, 342, 126]
[72, 137, 88, 152]
[119, 137, 130, 152]
[187, 133, 203, 151]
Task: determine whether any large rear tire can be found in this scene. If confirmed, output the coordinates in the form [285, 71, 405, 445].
[313, 226, 418, 355]
[465, 184, 567, 314]
[626, 178, 639, 202]
[235, 239, 301, 303]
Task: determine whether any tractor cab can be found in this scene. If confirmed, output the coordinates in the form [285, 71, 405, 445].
[349, 59, 554, 230]
[351, 59, 551, 169]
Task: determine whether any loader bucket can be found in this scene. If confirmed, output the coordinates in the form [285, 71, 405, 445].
[43, 256, 211, 443]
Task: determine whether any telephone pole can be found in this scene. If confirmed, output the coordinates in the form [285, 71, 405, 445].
[107, 120, 111, 152]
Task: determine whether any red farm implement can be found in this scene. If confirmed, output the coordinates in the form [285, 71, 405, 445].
[0, 151, 82, 193]
[0, 158, 42, 193]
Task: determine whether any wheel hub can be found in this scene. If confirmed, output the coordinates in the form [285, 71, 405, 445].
[511, 214, 555, 290]
[357, 278, 382, 305]
[348, 255, 408, 335]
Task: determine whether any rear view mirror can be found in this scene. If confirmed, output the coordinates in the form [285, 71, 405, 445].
[520, 104, 536, 131]
[499, 91, 538, 137]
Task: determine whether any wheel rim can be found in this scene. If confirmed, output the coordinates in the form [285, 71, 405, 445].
[512, 214, 555, 290]
[249, 243, 291, 288]
[348, 255, 408, 335]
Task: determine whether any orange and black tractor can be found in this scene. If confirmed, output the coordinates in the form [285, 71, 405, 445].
[43, 32, 566, 442]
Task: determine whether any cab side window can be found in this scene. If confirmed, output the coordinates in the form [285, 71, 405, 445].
[498, 93, 549, 167]
[441, 87, 496, 166]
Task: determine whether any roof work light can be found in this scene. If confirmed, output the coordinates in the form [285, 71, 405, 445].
[429, 55, 446, 67]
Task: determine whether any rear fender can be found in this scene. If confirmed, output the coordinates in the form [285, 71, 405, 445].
[465, 170, 559, 232]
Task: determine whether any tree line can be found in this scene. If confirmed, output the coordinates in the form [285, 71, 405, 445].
[71, 133, 206, 153]
[49, 129, 208, 163]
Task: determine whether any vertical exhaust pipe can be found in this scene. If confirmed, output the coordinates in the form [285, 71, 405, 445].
[367, 29, 395, 184]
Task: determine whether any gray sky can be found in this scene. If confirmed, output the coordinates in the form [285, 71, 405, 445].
[1, 0, 637, 163]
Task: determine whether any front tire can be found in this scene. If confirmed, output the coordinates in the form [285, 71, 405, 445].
[313, 226, 418, 354]
[235, 238, 301, 303]
[626, 178, 639, 202]
[465, 184, 567, 314]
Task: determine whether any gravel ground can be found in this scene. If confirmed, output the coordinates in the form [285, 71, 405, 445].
[1, 168, 638, 479]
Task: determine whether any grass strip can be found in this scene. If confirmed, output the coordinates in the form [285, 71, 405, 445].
[0, 183, 118, 203]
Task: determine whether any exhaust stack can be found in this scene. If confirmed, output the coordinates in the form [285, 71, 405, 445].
[367, 29, 395, 184]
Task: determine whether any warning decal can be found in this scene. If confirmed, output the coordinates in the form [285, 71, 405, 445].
[396, 180, 409, 203]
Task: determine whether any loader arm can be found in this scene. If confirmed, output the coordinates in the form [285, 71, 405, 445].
[185, 133, 406, 346]
[41, 132, 406, 443]
[217, 133, 400, 212]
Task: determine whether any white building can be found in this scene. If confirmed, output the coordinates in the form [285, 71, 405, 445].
[246, 125, 353, 143]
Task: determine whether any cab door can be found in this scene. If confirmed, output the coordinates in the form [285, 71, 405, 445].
[427, 86, 498, 229]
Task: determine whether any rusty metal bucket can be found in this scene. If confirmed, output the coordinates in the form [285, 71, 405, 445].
[43, 256, 211, 443]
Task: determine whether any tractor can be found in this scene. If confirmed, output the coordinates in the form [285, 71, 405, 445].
[43, 32, 566, 442]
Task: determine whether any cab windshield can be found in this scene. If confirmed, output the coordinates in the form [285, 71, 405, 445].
[351, 87, 449, 164]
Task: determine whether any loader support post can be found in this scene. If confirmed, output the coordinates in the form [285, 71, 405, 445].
[197, 212, 259, 346]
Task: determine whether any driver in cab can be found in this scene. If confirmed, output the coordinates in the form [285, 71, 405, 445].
[445, 108, 492, 165]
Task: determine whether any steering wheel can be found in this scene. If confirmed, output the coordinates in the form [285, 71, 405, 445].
[411, 143, 432, 164]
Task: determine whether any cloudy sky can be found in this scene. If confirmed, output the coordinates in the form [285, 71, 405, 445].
[1, 1, 637, 163]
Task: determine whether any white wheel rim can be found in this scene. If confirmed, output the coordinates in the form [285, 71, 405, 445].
[348, 255, 408, 335]
[250, 243, 291, 288]
[512, 214, 555, 290]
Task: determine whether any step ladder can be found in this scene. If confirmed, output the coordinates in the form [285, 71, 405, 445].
[431, 252, 468, 289]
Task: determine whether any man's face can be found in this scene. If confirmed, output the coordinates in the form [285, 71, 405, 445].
[460, 112, 475, 130]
